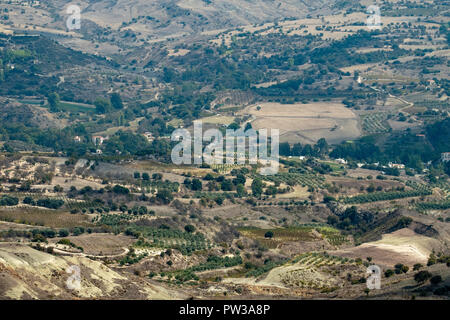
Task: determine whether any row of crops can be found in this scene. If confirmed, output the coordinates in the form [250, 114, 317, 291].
[415, 201, 450, 212]
[343, 182, 432, 204]
[210, 163, 245, 174]
[141, 180, 179, 193]
[258, 172, 326, 188]
[361, 112, 392, 134]
[164, 255, 243, 282]
[343, 188, 432, 204]
[432, 181, 450, 199]
[129, 226, 211, 255]
[291, 252, 355, 267]
[95, 214, 135, 226]
[318, 227, 349, 246]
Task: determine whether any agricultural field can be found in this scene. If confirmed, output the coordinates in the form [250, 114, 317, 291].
[257, 172, 326, 189]
[240, 102, 361, 144]
[361, 113, 392, 134]
[0, 206, 93, 228]
[332, 228, 442, 267]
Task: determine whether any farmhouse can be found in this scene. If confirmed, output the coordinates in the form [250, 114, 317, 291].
[388, 162, 405, 169]
[92, 136, 108, 146]
[143, 132, 154, 142]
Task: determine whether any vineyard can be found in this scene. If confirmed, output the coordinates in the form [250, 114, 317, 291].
[210, 163, 246, 174]
[245, 258, 289, 278]
[96, 213, 135, 226]
[291, 252, 355, 267]
[433, 181, 450, 199]
[165, 255, 243, 283]
[318, 226, 349, 246]
[343, 182, 432, 204]
[129, 226, 211, 255]
[277, 252, 361, 290]
[214, 89, 255, 108]
[415, 201, 450, 212]
[361, 112, 391, 134]
[238, 225, 346, 249]
[140, 180, 179, 193]
[257, 173, 326, 188]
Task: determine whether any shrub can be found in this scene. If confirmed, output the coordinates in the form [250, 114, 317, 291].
[413, 263, 423, 271]
[0, 196, 19, 206]
[58, 229, 69, 237]
[36, 198, 64, 209]
[384, 269, 394, 278]
[264, 231, 274, 238]
[112, 185, 130, 194]
[414, 271, 432, 283]
[430, 275, 442, 285]
[23, 196, 34, 205]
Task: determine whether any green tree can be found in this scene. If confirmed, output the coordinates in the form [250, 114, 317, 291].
[94, 98, 112, 114]
[221, 179, 233, 191]
[413, 263, 423, 271]
[251, 178, 263, 197]
[110, 92, 124, 109]
[191, 178, 202, 191]
[291, 143, 302, 156]
[236, 184, 247, 197]
[279, 142, 291, 156]
[384, 269, 394, 278]
[414, 270, 432, 283]
[430, 275, 442, 285]
[47, 92, 61, 112]
[156, 189, 173, 204]
[264, 231, 274, 238]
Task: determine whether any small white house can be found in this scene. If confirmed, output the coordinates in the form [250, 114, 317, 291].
[388, 162, 405, 169]
[335, 158, 347, 165]
[92, 136, 107, 145]
[143, 132, 154, 142]
[73, 136, 81, 143]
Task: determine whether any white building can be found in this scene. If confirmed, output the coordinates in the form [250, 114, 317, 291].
[335, 158, 347, 165]
[388, 162, 405, 169]
[92, 136, 107, 145]
[143, 132, 154, 142]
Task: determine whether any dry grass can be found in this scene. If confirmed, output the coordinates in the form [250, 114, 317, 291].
[200, 115, 235, 125]
[50, 233, 134, 255]
[332, 228, 441, 267]
[241, 102, 361, 144]
[238, 227, 319, 248]
[0, 207, 93, 228]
